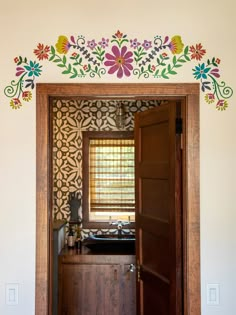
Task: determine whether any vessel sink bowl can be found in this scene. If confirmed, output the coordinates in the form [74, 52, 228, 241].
[83, 234, 135, 253]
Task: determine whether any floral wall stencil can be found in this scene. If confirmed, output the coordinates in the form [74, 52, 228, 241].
[4, 30, 233, 110]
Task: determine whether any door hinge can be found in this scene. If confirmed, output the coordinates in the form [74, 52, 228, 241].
[176, 117, 182, 134]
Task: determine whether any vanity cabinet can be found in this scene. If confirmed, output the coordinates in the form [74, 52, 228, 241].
[58, 247, 136, 315]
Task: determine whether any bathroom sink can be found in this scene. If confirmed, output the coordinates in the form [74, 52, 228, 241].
[83, 234, 135, 253]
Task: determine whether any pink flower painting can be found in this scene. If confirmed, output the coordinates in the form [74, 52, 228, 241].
[104, 45, 133, 78]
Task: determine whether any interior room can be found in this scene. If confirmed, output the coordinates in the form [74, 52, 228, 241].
[0, 0, 235, 315]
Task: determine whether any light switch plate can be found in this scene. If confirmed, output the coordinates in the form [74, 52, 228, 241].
[5, 283, 19, 305]
[207, 283, 220, 305]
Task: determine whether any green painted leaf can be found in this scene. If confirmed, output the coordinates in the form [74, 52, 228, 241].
[62, 55, 66, 65]
[173, 56, 177, 65]
[178, 59, 186, 63]
[184, 46, 189, 54]
[185, 55, 190, 61]
[161, 68, 169, 79]
[169, 70, 177, 75]
[51, 46, 55, 54]
[57, 64, 65, 67]
[137, 46, 142, 52]
[167, 64, 171, 72]
[70, 73, 77, 79]
[162, 73, 169, 79]
[62, 69, 70, 74]
[53, 58, 61, 63]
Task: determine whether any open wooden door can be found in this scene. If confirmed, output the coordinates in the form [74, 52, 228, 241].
[135, 101, 183, 315]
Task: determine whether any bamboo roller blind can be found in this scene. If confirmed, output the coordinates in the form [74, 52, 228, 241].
[89, 138, 135, 212]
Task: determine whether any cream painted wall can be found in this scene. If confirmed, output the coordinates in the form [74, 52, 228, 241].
[0, 0, 235, 314]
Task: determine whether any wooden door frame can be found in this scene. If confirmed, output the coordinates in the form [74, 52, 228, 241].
[36, 83, 200, 315]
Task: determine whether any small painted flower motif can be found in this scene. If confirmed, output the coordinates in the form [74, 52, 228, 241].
[130, 38, 140, 48]
[24, 61, 42, 77]
[210, 68, 220, 78]
[87, 39, 97, 50]
[169, 36, 184, 54]
[34, 43, 50, 60]
[151, 65, 156, 72]
[10, 98, 22, 109]
[98, 38, 109, 48]
[193, 63, 211, 80]
[114, 30, 123, 39]
[83, 65, 88, 70]
[22, 91, 32, 102]
[216, 99, 228, 110]
[205, 93, 215, 104]
[189, 43, 206, 61]
[215, 58, 221, 64]
[161, 52, 168, 58]
[55, 36, 71, 54]
[104, 45, 133, 78]
[16, 67, 26, 77]
[14, 57, 19, 63]
[142, 40, 152, 50]
[72, 52, 78, 58]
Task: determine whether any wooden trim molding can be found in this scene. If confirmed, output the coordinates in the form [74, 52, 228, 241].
[36, 83, 200, 315]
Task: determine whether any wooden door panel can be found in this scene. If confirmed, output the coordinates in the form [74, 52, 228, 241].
[142, 273, 169, 315]
[135, 102, 182, 315]
[142, 230, 170, 279]
[141, 178, 168, 219]
[141, 122, 169, 162]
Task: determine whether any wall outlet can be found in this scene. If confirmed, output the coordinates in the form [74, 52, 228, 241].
[5, 283, 19, 305]
[207, 283, 220, 305]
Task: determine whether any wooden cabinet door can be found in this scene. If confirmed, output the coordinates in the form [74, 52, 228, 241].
[59, 263, 121, 315]
[121, 264, 136, 315]
[135, 102, 183, 315]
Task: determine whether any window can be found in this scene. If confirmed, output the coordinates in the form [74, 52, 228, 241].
[82, 131, 135, 228]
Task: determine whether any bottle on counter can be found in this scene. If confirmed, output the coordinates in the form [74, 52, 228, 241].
[67, 227, 75, 248]
[75, 225, 81, 250]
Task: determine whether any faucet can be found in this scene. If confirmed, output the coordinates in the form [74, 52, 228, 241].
[117, 222, 123, 238]
[110, 217, 130, 238]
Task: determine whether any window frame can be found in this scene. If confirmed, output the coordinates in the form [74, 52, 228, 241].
[82, 131, 135, 229]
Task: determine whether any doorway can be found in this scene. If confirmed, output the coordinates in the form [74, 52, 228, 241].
[36, 83, 200, 315]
